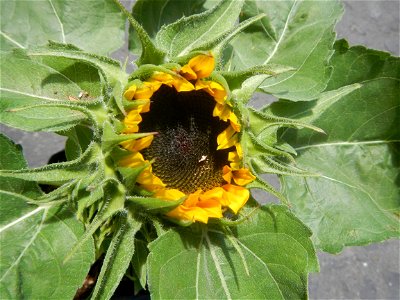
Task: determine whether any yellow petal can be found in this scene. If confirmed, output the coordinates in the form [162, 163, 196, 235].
[119, 151, 145, 168]
[195, 80, 227, 104]
[213, 103, 231, 121]
[172, 77, 195, 92]
[136, 99, 151, 113]
[180, 64, 197, 81]
[120, 135, 154, 152]
[138, 167, 166, 189]
[166, 197, 222, 223]
[200, 187, 224, 201]
[229, 112, 241, 132]
[235, 143, 243, 158]
[124, 85, 137, 100]
[167, 206, 210, 223]
[228, 150, 240, 164]
[232, 168, 256, 186]
[123, 109, 142, 133]
[154, 188, 185, 201]
[135, 81, 161, 99]
[222, 184, 249, 214]
[188, 54, 215, 79]
[217, 126, 238, 150]
[222, 165, 233, 183]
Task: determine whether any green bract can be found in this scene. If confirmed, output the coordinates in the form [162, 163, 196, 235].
[0, 0, 398, 299]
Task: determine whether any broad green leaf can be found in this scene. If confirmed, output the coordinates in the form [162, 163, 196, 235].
[92, 213, 141, 300]
[271, 43, 400, 253]
[0, 50, 103, 131]
[0, 49, 102, 104]
[148, 204, 317, 299]
[156, 0, 244, 57]
[0, 0, 125, 55]
[0, 198, 94, 299]
[0, 134, 42, 197]
[227, 0, 343, 101]
[1, 103, 89, 132]
[129, 0, 206, 55]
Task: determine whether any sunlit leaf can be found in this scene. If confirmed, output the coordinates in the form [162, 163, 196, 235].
[148, 204, 317, 299]
[0, 200, 95, 299]
[0, 0, 125, 54]
[270, 42, 400, 253]
[0, 134, 42, 197]
[156, 0, 244, 57]
[226, 0, 343, 101]
[129, 0, 206, 55]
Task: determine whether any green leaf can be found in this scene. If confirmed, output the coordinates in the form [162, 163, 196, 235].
[92, 213, 141, 300]
[0, 142, 100, 185]
[0, 49, 104, 131]
[129, 0, 206, 55]
[226, 0, 343, 101]
[1, 103, 89, 132]
[0, 199, 95, 299]
[148, 204, 317, 299]
[272, 43, 400, 253]
[0, 0, 125, 55]
[156, 0, 244, 57]
[0, 134, 42, 197]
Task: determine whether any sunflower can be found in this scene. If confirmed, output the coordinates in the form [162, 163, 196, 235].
[118, 53, 255, 224]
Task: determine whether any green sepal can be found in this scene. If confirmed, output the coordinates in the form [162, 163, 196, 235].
[130, 238, 149, 293]
[122, 98, 150, 111]
[112, 0, 165, 66]
[248, 107, 325, 136]
[250, 155, 318, 177]
[128, 64, 181, 81]
[193, 13, 266, 62]
[76, 183, 105, 220]
[126, 195, 186, 214]
[31, 179, 81, 205]
[243, 131, 295, 162]
[64, 179, 126, 262]
[246, 177, 289, 206]
[0, 142, 100, 185]
[61, 125, 94, 160]
[102, 121, 156, 152]
[117, 165, 148, 191]
[91, 211, 142, 300]
[221, 64, 295, 91]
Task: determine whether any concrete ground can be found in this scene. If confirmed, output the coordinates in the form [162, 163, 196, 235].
[1, 1, 399, 299]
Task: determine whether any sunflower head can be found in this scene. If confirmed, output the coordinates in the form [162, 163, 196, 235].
[117, 53, 255, 224]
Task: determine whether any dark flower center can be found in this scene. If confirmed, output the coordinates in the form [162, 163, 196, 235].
[140, 85, 230, 193]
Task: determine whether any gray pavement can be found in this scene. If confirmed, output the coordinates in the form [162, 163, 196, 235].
[1, 1, 399, 299]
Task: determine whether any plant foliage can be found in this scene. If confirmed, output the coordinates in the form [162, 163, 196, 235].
[0, 0, 398, 299]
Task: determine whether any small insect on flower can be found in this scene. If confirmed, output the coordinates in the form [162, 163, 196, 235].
[118, 53, 255, 224]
